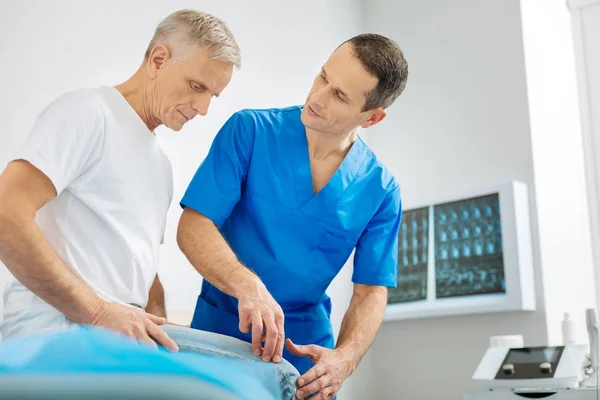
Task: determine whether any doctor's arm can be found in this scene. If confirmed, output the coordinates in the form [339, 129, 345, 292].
[337, 283, 388, 367]
[286, 284, 387, 399]
[177, 207, 286, 362]
[287, 183, 402, 399]
[176, 112, 285, 363]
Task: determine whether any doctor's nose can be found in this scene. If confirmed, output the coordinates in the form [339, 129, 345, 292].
[311, 88, 328, 109]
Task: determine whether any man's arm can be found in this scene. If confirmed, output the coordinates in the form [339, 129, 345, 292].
[177, 207, 285, 362]
[0, 161, 177, 351]
[336, 284, 388, 370]
[287, 183, 401, 399]
[146, 274, 167, 319]
[0, 161, 103, 324]
[286, 284, 387, 399]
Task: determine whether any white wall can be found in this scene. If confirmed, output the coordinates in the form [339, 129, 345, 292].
[364, 0, 546, 399]
[0, 1, 369, 397]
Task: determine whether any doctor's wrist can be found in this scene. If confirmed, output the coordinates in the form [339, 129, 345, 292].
[231, 271, 264, 300]
[335, 344, 359, 375]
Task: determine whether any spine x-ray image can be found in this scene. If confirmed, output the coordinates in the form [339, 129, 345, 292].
[388, 207, 429, 304]
[434, 193, 505, 298]
[389, 193, 506, 305]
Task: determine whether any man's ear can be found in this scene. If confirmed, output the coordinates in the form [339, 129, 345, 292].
[146, 45, 171, 79]
[360, 108, 386, 128]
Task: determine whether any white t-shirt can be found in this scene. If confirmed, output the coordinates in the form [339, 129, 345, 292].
[1, 86, 173, 338]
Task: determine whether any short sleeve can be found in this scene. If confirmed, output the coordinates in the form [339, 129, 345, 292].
[180, 112, 255, 227]
[352, 183, 402, 287]
[10, 90, 104, 195]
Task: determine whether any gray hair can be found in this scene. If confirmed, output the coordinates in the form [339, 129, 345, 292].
[144, 9, 241, 69]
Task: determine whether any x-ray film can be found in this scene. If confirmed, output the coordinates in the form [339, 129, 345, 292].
[434, 193, 505, 298]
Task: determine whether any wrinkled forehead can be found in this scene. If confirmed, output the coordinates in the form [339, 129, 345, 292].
[323, 44, 379, 100]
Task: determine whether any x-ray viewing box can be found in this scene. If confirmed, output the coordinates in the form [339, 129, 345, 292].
[385, 181, 535, 321]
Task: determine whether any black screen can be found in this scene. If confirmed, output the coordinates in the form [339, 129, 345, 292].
[504, 347, 559, 364]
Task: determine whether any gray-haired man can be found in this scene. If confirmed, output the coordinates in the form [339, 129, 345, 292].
[0, 9, 239, 348]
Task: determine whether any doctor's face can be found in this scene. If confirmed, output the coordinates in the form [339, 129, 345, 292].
[301, 43, 385, 136]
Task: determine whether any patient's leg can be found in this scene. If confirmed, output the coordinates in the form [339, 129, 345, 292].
[161, 325, 299, 400]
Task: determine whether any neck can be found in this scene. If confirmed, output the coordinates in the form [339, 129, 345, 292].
[306, 127, 357, 161]
[114, 67, 161, 133]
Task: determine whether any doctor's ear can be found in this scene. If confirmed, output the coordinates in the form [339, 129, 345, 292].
[360, 108, 386, 129]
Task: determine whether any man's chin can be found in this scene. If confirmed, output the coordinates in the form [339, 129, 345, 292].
[165, 121, 185, 132]
[300, 115, 321, 131]
[300, 110, 315, 128]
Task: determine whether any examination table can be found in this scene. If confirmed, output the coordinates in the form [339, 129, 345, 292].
[0, 325, 291, 400]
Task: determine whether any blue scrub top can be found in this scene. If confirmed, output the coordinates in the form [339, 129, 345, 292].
[181, 106, 402, 374]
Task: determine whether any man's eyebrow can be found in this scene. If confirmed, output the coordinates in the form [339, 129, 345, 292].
[322, 67, 351, 101]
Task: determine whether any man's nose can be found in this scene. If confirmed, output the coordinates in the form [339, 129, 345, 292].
[193, 95, 211, 117]
[311, 87, 328, 109]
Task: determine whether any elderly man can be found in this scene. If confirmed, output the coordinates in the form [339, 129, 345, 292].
[0, 9, 239, 348]
[178, 33, 408, 399]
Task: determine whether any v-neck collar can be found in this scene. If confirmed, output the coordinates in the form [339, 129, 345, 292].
[287, 108, 368, 212]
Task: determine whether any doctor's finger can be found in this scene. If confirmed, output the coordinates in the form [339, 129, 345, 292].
[297, 363, 326, 388]
[296, 374, 331, 399]
[273, 315, 285, 362]
[251, 313, 264, 356]
[239, 311, 251, 334]
[262, 316, 278, 362]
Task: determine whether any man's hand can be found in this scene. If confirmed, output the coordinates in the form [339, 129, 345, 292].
[237, 280, 285, 363]
[165, 321, 191, 328]
[88, 301, 179, 352]
[286, 339, 353, 399]
[177, 209, 284, 360]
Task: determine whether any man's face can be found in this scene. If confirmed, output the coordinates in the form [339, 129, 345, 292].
[150, 46, 234, 131]
[301, 43, 383, 136]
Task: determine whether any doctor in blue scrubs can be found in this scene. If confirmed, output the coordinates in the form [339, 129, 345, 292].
[177, 33, 408, 399]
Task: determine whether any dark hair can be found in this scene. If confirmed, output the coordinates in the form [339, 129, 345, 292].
[341, 33, 408, 111]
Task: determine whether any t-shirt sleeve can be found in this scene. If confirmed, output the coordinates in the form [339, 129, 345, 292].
[10, 90, 105, 195]
[180, 111, 255, 227]
[352, 183, 402, 287]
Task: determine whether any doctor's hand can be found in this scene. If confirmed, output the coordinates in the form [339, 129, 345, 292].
[286, 339, 353, 399]
[88, 301, 179, 352]
[237, 280, 285, 363]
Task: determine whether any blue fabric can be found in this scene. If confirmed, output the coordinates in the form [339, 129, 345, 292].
[160, 325, 299, 400]
[181, 106, 402, 374]
[0, 326, 281, 400]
